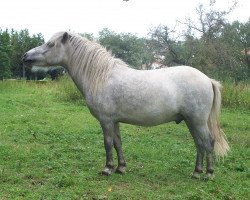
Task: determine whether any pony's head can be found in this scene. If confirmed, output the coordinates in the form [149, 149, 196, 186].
[23, 32, 71, 68]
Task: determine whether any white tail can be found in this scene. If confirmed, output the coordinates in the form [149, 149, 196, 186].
[208, 79, 230, 157]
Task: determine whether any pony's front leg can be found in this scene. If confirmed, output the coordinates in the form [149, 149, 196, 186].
[113, 123, 126, 174]
[100, 122, 115, 176]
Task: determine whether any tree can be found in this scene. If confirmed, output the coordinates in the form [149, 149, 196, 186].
[0, 29, 11, 79]
[10, 29, 44, 78]
[182, 0, 237, 41]
[177, 0, 249, 81]
[147, 0, 249, 81]
[220, 19, 250, 80]
[148, 25, 197, 67]
[0, 29, 44, 79]
[80, 32, 94, 41]
[98, 28, 153, 68]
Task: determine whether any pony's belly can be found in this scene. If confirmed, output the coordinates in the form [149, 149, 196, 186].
[118, 112, 177, 126]
[114, 99, 179, 126]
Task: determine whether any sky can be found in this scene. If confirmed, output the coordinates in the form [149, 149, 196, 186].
[1, 0, 249, 40]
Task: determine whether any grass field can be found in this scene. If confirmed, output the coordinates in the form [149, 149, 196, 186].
[0, 80, 249, 199]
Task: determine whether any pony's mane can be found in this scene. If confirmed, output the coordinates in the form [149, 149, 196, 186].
[66, 33, 126, 96]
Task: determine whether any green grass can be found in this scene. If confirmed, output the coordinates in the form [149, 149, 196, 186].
[0, 80, 249, 199]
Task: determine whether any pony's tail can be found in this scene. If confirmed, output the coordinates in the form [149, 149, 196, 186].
[208, 79, 230, 157]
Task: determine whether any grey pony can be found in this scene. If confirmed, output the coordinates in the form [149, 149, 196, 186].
[23, 32, 229, 179]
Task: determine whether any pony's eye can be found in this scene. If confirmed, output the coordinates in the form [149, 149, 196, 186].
[47, 42, 55, 48]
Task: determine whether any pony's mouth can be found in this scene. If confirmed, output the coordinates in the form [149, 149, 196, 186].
[23, 59, 36, 68]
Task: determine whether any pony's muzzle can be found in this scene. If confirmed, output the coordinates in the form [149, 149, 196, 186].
[22, 52, 35, 67]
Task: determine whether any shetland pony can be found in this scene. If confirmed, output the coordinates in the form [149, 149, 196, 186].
[23, 32, 229, 179]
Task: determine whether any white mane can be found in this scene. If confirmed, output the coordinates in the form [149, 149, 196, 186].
[66, 33, 127, 96]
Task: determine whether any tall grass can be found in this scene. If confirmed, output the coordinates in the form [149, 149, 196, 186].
[0, 77, 84, 106]
[221, 81, 250, 110]
[52, 76, 84, 105]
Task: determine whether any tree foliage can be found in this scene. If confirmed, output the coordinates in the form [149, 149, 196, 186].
[148, 1, 249, 82]
[0, 29, 44, 79]
[0, 30, 11, 80]
[98, 28, 153, 68]
[148, 25, 198, 66]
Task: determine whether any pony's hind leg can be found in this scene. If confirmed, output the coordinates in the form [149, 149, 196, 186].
[205, 152, 214, 180]
[202, 128, 215, 180]
[186, 121, 214, 179]
[113, 123, 126, 174]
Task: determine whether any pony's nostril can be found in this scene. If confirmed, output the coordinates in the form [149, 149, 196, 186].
[22, 53, 28, 61]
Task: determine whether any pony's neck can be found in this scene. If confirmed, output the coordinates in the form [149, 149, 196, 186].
[64, 36, 119, 97]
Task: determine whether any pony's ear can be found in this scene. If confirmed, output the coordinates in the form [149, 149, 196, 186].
[61, 32, 69, 44]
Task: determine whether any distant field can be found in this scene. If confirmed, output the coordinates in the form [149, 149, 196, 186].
[0, 80, 249, 199]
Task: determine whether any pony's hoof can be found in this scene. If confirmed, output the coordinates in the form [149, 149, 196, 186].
[115, 166, 126, 174]
[101, 167, 113, 176]
[204, 173, 215, 181]
[192, 172, 201, 179]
